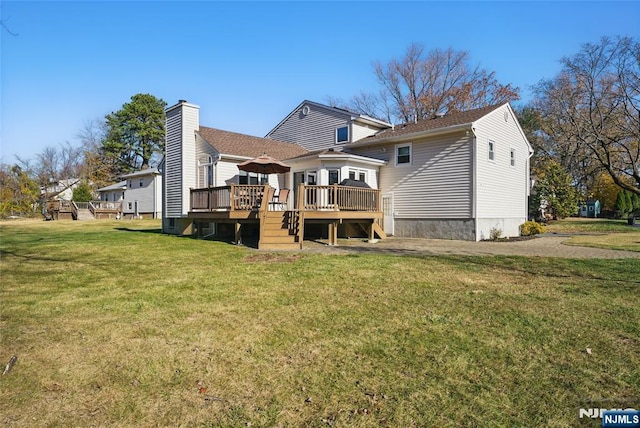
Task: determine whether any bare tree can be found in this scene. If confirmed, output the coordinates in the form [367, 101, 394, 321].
[77, 119, 119, 187]
[346, 43, 520, 123]
[532, 36, 640, 196]
[29, 142, 84, 200]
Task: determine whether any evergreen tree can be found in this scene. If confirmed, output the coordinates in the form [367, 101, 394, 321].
[614, 190, 629, 218]
[72, 181, 93, 202]
[103, 93, 167, 174]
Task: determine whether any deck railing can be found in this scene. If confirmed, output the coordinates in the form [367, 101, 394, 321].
[191, 184, 269, 212]
[90, 201, 123, 212]
[190, 184, 380, 213]
[299, 184, 380, 212]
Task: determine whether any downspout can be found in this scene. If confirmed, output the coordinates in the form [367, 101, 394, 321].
[470, 126, 478, 241]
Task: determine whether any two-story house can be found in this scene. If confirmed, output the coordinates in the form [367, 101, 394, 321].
[162, 99, 532, 248]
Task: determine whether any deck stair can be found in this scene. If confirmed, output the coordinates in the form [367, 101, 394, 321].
[258, 210, 300, 250]
[75, 208, 95, 221]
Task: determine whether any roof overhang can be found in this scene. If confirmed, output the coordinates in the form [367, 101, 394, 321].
[286, 151, 387, 167]
[219, 153, 255, 162]
[352, 115, 392, 129]
[348, 122, 473, 148]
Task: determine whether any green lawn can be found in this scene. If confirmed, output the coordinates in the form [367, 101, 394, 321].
[545, 218, 640, 252]
[545, 217, 636, 233]
[1, 220, 638, 427]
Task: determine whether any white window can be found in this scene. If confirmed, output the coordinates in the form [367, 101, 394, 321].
[336, 126, 349, 143]
[489, 140, 495, 161]
[396, 143, 412, 165]
[139, 178, 144, 187]
[239, 171, 267, 185]
[328, 169, 340, 185]
[198, 155, 214, 187]
[510, 148, 516, 167]
[128, 180, 132, 188]
[348, 169, 367, 182]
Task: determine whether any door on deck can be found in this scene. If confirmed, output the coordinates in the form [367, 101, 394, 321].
[293, 171, 317, 209]
[382, 194, 394, 236]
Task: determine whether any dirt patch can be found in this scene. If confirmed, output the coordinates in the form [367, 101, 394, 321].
[243, 253, 302, 263]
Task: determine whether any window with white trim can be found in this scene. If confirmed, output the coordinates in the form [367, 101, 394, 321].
[348, 169, 367, 182]
[488, 140, 495, 161]
[396, 143, 412, 165]
[239, 171, 267, 185]
[336, 126, 349, 143]
[328, 169, 340, 185]
[198, 155, 214, 187]
[139, 178, 144, 187]
[510, 148, 516, 167]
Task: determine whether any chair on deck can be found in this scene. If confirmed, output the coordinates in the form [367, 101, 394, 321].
[269, 188, 290, 211]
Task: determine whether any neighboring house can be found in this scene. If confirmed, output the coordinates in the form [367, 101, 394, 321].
[120, 168, 163, 219]
[41, 178, 81, 201]
[162, 99, 532, 245]
[96, 181, 126, 203]
[579, 199, 601, 218]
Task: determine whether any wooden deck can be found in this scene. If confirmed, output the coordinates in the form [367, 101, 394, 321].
[189, 184, 385, 249]
[45, 200, 123, 220]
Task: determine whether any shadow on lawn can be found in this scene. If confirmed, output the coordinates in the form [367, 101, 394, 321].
[114, 227, 162, 234]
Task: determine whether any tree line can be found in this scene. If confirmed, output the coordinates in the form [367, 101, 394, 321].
[1, 36, 638, 219]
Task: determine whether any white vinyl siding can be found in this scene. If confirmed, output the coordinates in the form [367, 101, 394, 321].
[122, 173, 162, 217]
[353, 134, 473, 218]
[474, 105, 530, 220]
[351, 122, 384, 142]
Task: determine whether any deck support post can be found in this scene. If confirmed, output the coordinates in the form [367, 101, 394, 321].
[368, 221, 375, 241]
[234, 222, 242, 245]
[328, 221, 339, 246]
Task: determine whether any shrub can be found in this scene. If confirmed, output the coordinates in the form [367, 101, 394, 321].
[521, 221, 546, 236]
[489, 227, 503, 240]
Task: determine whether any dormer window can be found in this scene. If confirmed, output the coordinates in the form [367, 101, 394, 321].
[336, 126, 349, 144]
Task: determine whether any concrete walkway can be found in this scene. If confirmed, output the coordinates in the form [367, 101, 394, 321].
[302, 234, 640, 259]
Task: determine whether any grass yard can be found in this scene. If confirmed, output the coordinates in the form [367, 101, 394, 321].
[1, 219, 639, 427]
[545, 217, 636, 234]
[546, 218, 640, 252]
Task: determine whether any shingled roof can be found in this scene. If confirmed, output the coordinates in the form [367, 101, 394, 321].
[352, 103, 505, 144]
[197, 126, 308, 160]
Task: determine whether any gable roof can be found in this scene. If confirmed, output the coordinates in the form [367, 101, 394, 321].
[198, 126, 308, 160]
[350, 103, 505, 146]
[121, 167, 161, 179]
[96, 181, 127, 192]
[265, 100, 392, 137]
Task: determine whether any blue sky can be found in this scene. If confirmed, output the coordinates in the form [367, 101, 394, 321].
[1, 1, 639, 163]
